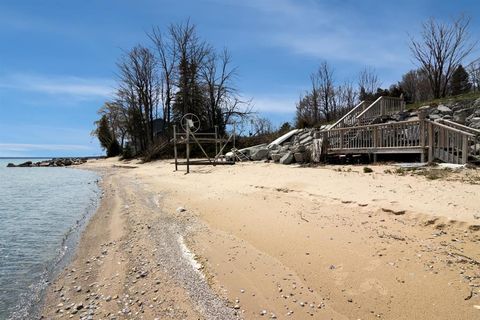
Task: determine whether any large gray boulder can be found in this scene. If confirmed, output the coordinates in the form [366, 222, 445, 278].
[469, 117, 480, 129]
[294, 152, 305, 163]
[271, 153, 283, 162]
[453, 108, 473, 124]
[250, 148, 269, 161]
[279, 152, 294, 165]
[428, 114, 442, 121]
[437, 105, 452, 114]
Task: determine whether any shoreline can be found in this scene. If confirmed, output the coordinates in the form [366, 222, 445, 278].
[40, 161, 235, 319]
[11, 168, 101, 320]
[40, 158, 480, 319]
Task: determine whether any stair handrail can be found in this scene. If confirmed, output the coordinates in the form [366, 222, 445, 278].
[329, 100, 369, 129]
[437, 119, 480, 136]
[356, 96, 405, 122]
[426, 120, 475, 137]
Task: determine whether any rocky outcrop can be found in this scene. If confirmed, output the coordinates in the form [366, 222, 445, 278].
[6, 158, 88, 168]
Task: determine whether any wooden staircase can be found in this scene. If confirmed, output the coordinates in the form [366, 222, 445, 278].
[322, 109, 480, 164]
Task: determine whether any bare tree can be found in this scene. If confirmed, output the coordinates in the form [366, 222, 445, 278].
[358, 67, 381, 100]
[467, 58, 480, 92]
[400, 69, 432, 103]
[250, 116, 274, 136]
[117, 45, 160, 151]
[334, 81, 358, 118]
[149, 27, 178, 133]
[94, 102, 128, 148]
[201, 48, 244, 132]
[409, 15, 476, 98]
[312, 61, 335, 122]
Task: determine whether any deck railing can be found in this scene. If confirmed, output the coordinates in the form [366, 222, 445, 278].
[356, 96, 406, 125]
[427, 120, 477, 164]
[322, 117, 478, 164]
[326, 120, 422, 152]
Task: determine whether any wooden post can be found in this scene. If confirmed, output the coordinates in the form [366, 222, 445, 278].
[233, 123, 236, 150]
[214, 125, 218, 156]
[419, 112, 426, 162]
[186, 125, 190, 174]
[339, 130, 344, 150]
[173, 125, 178, 171]
[428, 122, 433, 162]
[462, 135, 468, 164]
[322, 131, 328, 162]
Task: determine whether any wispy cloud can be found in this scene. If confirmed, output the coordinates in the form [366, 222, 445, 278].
[0, 73, 114, 99]
[222, 0, 409, 68]
[250, 94, 298, 114]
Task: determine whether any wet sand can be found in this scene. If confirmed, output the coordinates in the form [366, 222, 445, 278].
[41, 159, 480, 319]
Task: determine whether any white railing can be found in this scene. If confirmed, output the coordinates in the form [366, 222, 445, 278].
[356, 96, 406, 125]
[330, 100, 371, 129]
[326, 120, 422, 151]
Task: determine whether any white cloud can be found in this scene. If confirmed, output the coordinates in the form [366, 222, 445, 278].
[222, 0, 409, 68]
[0, 73, 114, 99]
[250, 94, 297, 114]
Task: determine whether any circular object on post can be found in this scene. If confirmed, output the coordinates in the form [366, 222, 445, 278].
[181, 113, 201, 133]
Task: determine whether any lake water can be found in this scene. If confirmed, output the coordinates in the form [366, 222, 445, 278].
[0, 159, 100, 320]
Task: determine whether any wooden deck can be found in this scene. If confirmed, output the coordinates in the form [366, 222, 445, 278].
[322, 97, 480, 164]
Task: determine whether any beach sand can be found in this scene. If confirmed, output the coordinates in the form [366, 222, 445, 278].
[41, 159, 480, 319]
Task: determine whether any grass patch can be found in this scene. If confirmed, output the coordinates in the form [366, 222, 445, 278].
[407, 91, 480, 110]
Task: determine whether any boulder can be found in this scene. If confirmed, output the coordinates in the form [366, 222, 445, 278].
[470, 144, 480, 155]
[418, 105, 431, 110]
[250, 148, 269, 161]
[473, 98, 480, 108]
[293, 145, 306, 153]
[437, 105, 452, 114]
[428, 114, 442, 121]
[6, 163, 16, 167]
[469, 117, 480, 129]
[453, 108, 473, 124]
[18, 161, 32, 167]
[271, 154, 283, 162]
[279, 152, 294, 165]
[294, 152, 305, 163]
[299, 135, 313, 145]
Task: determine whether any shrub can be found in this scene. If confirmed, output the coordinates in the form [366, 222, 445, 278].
[363, 167, 373, 173]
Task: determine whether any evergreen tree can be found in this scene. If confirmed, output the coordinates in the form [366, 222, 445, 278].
[96, 115, 121, 157]
[450, 65, 471, 95]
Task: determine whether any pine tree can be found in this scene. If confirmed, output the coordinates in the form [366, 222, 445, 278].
[96, 115, 121, 157]
[450, 65, 471, 96]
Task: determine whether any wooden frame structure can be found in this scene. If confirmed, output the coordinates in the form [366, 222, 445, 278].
[173, 124, 237, 174]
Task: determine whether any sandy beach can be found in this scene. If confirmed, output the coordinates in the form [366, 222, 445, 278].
[40, 159, 480, 319]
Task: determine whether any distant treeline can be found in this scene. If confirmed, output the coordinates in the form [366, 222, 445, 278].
[295, 15, 478, 128]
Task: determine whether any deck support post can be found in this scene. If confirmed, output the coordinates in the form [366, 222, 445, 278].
[173, 125, 178, 171]
[419, 111, 426, 163]
[462, 135, 468, 164]
[215, 125, 218, 156]
[428, 122, 433, 162]
[186, 125, 190, 174]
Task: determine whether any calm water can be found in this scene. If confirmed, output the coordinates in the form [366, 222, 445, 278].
[0, 159, 100, 320]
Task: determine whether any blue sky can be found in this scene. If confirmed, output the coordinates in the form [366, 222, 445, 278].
[0, 0, 479, 157]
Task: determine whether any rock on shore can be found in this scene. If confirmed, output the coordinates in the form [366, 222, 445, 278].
[6, 158, 89, 168]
